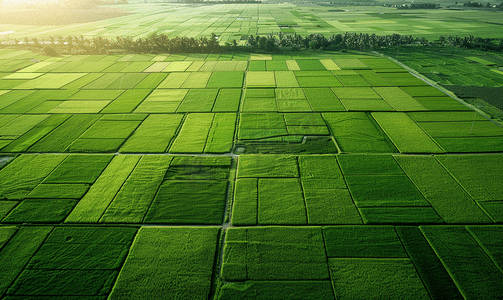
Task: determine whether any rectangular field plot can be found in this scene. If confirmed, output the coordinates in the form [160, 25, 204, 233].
[296, 59, 327, 71]
[421, 226, 503, 299]
[157, 72, 191, 88]
[100, 156, 172, 223]
[417, 121, 503, 138]
[303, 88, 345, 111]
[102, 89, 152, 113]
[275, 71, 299, 87]
[436, 155, 503, 202]
[0, 154, 232, 225]
[134, 89, 187, 113]
[395, 155, 492, 223]
[109, 227, 219, 300]
[213, 89, 241, 112]
[296, 75, 342, 88]
[65, 155, 141, 223]
[345, 175, 430, 207]
[234, 155, 360, 225]
[221, 227, 329, 281]
[323, 226, 406, 258]
[379, 73, 428, 86]
[372, 112, 444, 153]
[176, 89, 218, 112]
[217, 281, 335, 300]
[207, 71, 244, 88]
[258, 178, 307, 225]
[0, 155, 66, 197]
[332, 59, 370, 70]
[323, 112, 397, 153]
[144, 156, 231, 224]
[3, 226, 137, 298]
[373, 87, 427, 111]
[237, 113, 336, 154]
[299, 156, 361, 225]
[120, 114, 183, 153]
[169, 113, 236, 153]
[329, 258, 429, 300]
[14, 74, 87, 89]
[413, 96, 472, 111]
[246, 71, 276, 87]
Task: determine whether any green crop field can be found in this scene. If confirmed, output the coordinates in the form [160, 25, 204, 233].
[1, 3, 503, 43]
[0, 1, 503, 297]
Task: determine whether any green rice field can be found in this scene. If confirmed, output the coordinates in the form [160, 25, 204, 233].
[2, 3, 503, 43]
[0, 47, 502, 299]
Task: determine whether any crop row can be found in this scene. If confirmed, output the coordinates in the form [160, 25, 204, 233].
[0, 225, 502, 299]
[0, 154, 501, 225]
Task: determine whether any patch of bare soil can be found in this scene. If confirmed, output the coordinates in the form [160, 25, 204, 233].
[0, 7, 132, 26]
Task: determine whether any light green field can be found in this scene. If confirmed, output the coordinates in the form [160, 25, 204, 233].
[1, 4, 502, 43]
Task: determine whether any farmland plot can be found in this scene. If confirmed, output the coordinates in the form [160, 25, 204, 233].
[0, 154, 232, 225]
[1, 49, 503, 299]
[0, 51, 501, 154]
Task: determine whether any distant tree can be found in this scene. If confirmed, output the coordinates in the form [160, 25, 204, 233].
[43, 46, 58, 57]
[463, 1, 484, 7]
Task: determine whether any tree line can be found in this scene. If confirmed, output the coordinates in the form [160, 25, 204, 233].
[2, 32, 503, 56]
[397, 3, 441, 9]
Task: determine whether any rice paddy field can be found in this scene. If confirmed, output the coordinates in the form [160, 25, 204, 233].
[1, 3, 503, 43]
[1, 45, 503, 299]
